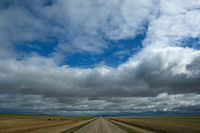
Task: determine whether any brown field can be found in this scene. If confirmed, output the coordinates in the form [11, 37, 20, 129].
[108, 116, 200, 133]
[0, 113, 94, 133]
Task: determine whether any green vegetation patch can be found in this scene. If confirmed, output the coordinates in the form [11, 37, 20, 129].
[61, 118, 96, 133]
[107, 119, 143, 133]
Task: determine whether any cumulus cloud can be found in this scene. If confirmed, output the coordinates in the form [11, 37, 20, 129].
[0, 0, 158, 56]
[144, 0, 200, 47]
[0, 0, 200, 115]
[1, 93, 200, 115]
[1, 46, 200, 114]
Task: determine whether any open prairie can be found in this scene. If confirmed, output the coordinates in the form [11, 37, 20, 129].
[1, 0, 200, 133]
[1, 113, 200, 133]
[108, 116, 200, 133]
[0, 113, 94, 133]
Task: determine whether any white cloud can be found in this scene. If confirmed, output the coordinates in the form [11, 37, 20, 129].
[144, 0, 200, 47]
[1, 0, 200, 114]
[0, 46, 200, 102]
[0, 0, 158, 56]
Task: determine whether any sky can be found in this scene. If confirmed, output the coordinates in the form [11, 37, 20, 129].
[0, 0, 200, 116]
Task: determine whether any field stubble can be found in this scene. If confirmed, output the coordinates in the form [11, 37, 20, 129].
[0, 113, 94, 133]
[109, 116, 200, 133]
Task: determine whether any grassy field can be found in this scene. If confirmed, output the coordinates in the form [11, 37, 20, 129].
[60, 118, 96, 133]
[109, 116, 200, 133]
[106, 118, 143, 133]
[0, 113, 94, 133]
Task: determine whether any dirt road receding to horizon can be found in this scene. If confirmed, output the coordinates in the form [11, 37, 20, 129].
[75, 117, 126, 133]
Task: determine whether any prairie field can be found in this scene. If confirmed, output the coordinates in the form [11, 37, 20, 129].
[0, 113, 94, 133]
[1, 113, 200, 133]
[109, 116, 200, 133]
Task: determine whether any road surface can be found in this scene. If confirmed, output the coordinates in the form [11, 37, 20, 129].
[75, 117, 126, 133]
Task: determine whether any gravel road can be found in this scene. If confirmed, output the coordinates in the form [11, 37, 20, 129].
[75, 117, 126, 133]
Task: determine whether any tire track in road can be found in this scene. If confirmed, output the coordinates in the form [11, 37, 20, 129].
[75, 117, 126, 133]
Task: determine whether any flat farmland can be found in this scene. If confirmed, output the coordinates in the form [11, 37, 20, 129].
[0, 113, 94, 133]
[108, 116, 200, 133]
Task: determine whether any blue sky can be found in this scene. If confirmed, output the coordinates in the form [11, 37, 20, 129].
[0, 0, 200, 115]
[16, 35, 144, 68]
[15, 27, 146, 68]
[181, 38, 200, 50]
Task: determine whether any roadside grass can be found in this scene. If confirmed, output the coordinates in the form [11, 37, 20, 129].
[60, 118, 96, 133]
[106, 118, 143, 133]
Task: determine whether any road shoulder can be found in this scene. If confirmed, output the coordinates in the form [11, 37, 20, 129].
[108, 118, 154, 133]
